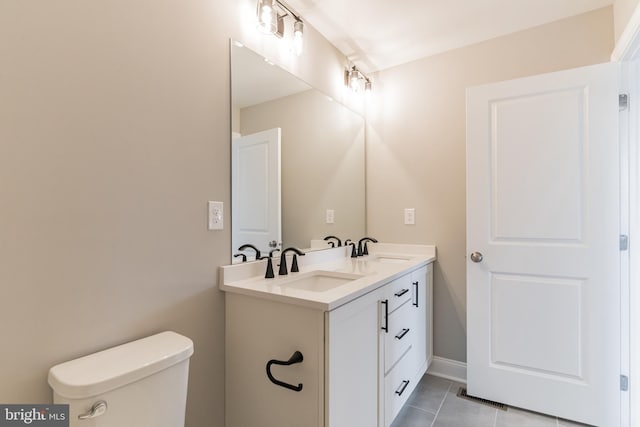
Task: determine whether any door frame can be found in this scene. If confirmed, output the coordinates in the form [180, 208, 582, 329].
[612, 5, 640, 426]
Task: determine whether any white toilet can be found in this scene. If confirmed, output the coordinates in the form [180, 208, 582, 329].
[48, 331, 194, 427]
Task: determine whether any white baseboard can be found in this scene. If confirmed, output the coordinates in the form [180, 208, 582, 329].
[427, 356, 467, 384]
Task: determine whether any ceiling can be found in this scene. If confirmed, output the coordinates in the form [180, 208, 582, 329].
[232, 43, 311, 109]
[283, 0, 613, 72]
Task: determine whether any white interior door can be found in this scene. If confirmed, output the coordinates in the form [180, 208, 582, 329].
[466, 62, 621, 426]
[232, 128, 282, 260]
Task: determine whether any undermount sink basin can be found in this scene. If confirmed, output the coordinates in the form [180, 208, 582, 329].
[278, 271, 363, 292]
[370, 254, 413, 264]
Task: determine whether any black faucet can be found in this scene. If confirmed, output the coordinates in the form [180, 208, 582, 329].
[323, 235, 342, 247]
[279, 247, 305, 275]
[238, 244, 261, 261]
[233, 253, 247, 263]
[261, 249, 280, 279]
[357, 237, 378, 256]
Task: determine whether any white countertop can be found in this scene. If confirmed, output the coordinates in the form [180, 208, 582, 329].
[219, 243, 436, 311]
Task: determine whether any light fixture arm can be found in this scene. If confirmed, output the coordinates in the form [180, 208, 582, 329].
[273, 0, 302, 23]
[256, 0, 304, 53]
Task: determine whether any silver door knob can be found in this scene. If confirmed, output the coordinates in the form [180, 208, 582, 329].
[470, 252, 483, 263]
[269, 240, 277, 248]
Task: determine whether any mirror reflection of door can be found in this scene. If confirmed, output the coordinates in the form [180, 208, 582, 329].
[230, 41, 366, 261]
[231, 128, 282, 263]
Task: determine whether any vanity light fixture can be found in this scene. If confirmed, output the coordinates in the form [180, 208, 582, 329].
[345, 66, 372, 93]
[256, 0, 305, 55]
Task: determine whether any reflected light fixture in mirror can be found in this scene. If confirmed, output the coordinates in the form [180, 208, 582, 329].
[345, 66, 372, 93]
[293, 20, 304, 56]
[256, 0, 304, 55]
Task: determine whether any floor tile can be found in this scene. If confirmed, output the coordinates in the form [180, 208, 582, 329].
[431, 384, 497, 427]
[495, 407, 557, 427]
[404, 374, 451, 414]
[390, 405, 436, 427]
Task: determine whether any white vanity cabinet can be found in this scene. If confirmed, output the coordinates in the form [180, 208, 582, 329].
[223, 255, 434, 427]
[225, 287, 384, 427]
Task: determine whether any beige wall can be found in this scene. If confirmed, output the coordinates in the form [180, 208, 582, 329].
[0, 1, 348, 426]
[240, 90, 366, 249]
[615, 0, 640, 42]
[366, 7, 614, 363]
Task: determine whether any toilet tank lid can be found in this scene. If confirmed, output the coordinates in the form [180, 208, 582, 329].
[48, 331, 194, 399]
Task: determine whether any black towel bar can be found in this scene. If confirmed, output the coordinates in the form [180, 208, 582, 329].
[266, 351, 304, 392]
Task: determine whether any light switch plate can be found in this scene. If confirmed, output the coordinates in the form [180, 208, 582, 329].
[208, 201, 224, 230]
[404, 208, 415, 225]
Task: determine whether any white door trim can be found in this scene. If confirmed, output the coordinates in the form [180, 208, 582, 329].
[619, 60, 639, 427]
[613, 9, 640, 426]
[611, 2, 640, 61]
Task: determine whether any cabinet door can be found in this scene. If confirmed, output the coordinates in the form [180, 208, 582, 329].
[326, 287, 383, 427]
[226, 294, 324, 427]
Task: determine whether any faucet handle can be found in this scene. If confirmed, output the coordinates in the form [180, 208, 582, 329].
[349, 242, 357, 258]
[261, 256, 275, 279]
[291, 254, 301, 273]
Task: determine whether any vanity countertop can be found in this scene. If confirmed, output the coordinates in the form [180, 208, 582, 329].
[219, 243, 436, 311]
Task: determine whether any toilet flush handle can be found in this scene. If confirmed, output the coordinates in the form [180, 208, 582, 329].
[78, 400, 107, 420]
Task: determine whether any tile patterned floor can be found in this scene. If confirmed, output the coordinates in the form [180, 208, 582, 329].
[391, 374, 593, 427]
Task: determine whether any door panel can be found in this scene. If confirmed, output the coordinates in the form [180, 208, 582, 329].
[231, 128, 282, 259]
[491, 273, 584, 379]
[490, 88, 585, 242]
[466, 62, 620, 426]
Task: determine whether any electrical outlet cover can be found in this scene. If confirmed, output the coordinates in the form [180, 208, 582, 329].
[208, 201, 224, 230]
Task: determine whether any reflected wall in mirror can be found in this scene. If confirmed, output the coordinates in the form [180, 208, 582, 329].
[231, 41, 365, 262]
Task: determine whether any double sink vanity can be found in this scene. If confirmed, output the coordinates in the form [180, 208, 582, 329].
[220, 243, 436, 427]
[229, 37, 434, 427]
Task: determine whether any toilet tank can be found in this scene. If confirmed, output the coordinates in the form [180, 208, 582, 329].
[48, 331, 194, 427]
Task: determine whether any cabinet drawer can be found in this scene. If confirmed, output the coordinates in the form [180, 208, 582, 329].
[383, 274, 412, 313]
[384, 349, 416, 427]
[383, 299, 413, 373]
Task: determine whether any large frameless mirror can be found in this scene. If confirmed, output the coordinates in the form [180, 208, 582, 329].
[230, 41, 365, 262]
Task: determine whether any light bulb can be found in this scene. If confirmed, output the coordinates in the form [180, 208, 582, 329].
[257, 0, 274, 33]
[349, 69, 361, 92]
[293, 20, 304, 56]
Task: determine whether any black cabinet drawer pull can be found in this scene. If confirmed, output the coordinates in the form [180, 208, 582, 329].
[394, 288, 409, 297]
[395, 380, 410, 396]
[381, 299, 389, 333]
[395, 328, 410, 340]
[413, 281, 419, 307]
